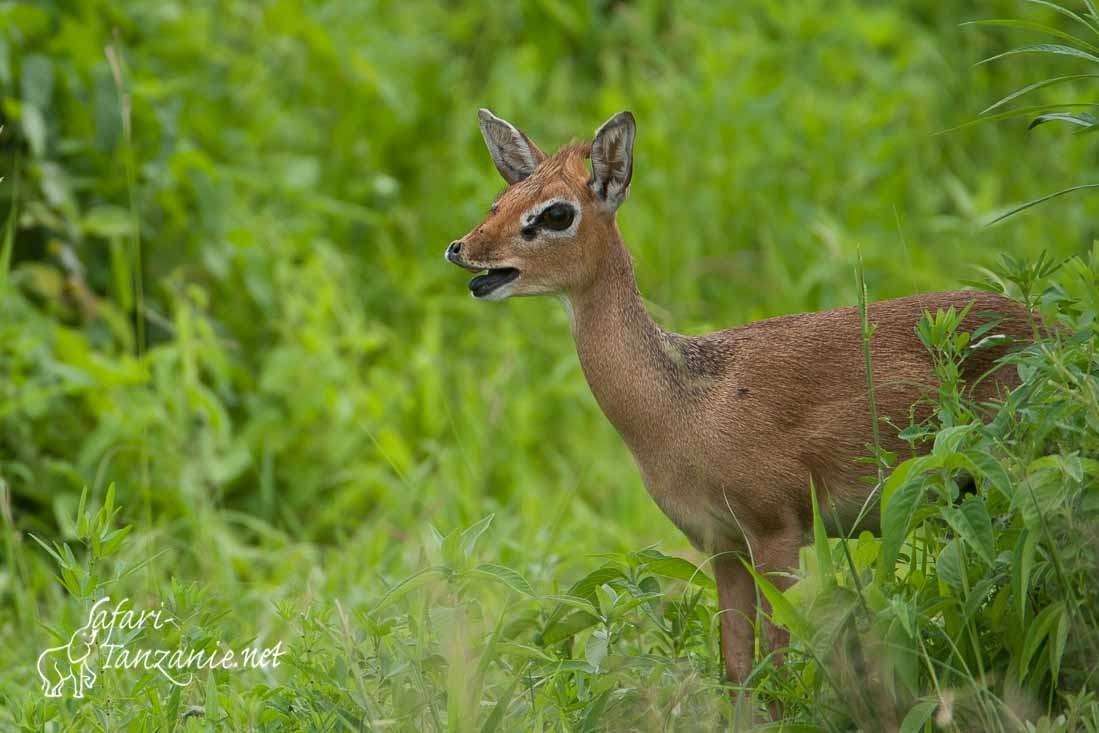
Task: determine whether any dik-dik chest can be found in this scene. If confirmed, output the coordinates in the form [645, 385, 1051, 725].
[629, 439, 746, 553]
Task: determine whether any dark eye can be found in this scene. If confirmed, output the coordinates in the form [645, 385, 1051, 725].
[540, 203, 575, 231]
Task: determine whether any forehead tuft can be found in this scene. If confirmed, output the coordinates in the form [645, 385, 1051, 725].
[493, 141, 592, 212]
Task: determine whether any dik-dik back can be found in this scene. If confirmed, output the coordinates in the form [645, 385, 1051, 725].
[446, 108, 1033, 693]
[652, 290, 1030, 554]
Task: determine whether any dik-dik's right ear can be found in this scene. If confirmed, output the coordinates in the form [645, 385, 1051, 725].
[478, 108, 547, 185]
[589, 111, 635, 213]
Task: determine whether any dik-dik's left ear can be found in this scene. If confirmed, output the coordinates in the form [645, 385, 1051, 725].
[478, 108, 547, 185]
[589, 111, 635, 213]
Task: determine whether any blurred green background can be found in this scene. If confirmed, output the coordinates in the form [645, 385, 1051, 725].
[1, 0, 1097, 727]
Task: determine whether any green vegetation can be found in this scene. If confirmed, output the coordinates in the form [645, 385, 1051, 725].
[1, 0, 1097, 730]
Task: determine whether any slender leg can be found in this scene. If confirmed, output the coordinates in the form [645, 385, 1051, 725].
[714, 533, 804, 722]
[712, 554, 757, 686]
[754, 533, 802, 666]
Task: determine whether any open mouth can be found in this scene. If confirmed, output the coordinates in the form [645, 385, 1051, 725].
[469, 267, 520, 298]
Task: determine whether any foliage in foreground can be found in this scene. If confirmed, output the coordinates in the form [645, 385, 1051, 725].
[3, 250, 1098, 732]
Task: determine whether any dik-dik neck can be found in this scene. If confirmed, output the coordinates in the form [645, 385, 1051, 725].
[565, 236, 691, 453]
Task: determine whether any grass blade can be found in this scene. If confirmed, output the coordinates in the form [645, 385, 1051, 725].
[937, 103, 1099, 135]
[984, 183, 1099, 225]
[1028, 111, 1099, 128]
[962, 19, 1099, 56]
[1025, 0, 1099, 37]
[977, 43, 1099, 67]
[980, 74, 1099, 115]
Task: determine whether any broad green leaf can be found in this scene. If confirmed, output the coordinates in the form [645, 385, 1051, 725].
[585, 627, 609, 671]
[879, 478, 928, 579]
[370, 567, 447, 614]
[642, 555, 715, 590]
[564, 567, 625, 604]
[939, 498, 995, 565]
[1019, 602, 1064, 684]
[968, 448, 1013, 499]
[541, 594, 599, 618]
[1050, 606, 1070, 686]
[480, 671, 523, 733]
[83, 205, 135, 238]
[540, 610, 599, 646]
[743, 560, 813, 641]
[20, 54, 53, 111]
[932, 424, 976, 456]
[936, 539, 966, 595]
[899, 699, 939, 733]
[470, 563, 534, 596]
[460, 514, 494, 559]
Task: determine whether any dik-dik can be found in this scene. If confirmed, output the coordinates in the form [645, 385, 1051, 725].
[446, 109, 1030, 689]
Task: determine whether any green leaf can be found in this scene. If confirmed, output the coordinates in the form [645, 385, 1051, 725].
[480, 671, 523, 733]
[21, 102, 47, 157]
[985, 184, 1099, 226]
[936, 539, 966, 594]
[932, 424, 976, 456]
[205, 666, 220, 723]
[968, 448, 1013, 499]
[962, 19, 1099, 56]
[1024, 0, 1099, 37]
[879, 477, 928, 579]
[1013, 530, 1037, 625]
[441, 527, 463, 568]
[939, 498, 995, 565]
[540, 610, 599, 645]
[564, 567, 625, 605]
[1028, 112, 1098, 129]
[899, 699, 939, 733]
[977, 43, 1099, 67]
[939, 103, 1099, 136]
[742, 560, 813, 640]
[541, 594, 599, 618]
[1019, 602, 1064, 684]
[100, 525, 133, 558]
[369, 567, 447, 615]
[460, 514, 494, 559]
[881, 455, 929, 515]
[584, 627, 609, 671]
[641, 554, 715, 590]
[1050, 606, 1070, 686]
[83, 205, 135, 238]
[20, 54, 53, 111]
[470, 563, 534, 596]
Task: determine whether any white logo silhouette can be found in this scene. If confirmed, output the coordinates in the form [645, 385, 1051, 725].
[37, 595, 285, 698]
[37, 597, 109, 698]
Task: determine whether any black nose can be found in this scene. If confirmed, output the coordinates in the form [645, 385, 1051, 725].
[447, 241, 462, 256]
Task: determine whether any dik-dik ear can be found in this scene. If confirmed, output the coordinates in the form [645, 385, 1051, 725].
[589, 111, 635, 213]
[478, 108, 547, 185]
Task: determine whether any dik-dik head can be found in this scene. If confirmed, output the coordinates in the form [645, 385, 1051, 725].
[446, 109, 635, 299]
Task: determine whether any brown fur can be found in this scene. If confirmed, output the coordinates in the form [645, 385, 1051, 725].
[449, 124, 1032, 700]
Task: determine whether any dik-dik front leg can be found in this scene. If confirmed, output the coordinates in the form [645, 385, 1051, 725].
[713, 555, 757, 685]
[713, 533, 802, 686]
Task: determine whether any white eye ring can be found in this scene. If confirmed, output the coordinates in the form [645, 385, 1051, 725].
[520, 197, 581, 238]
